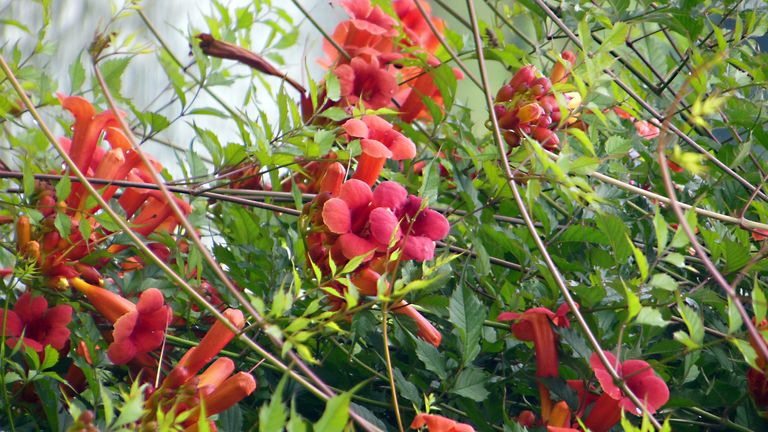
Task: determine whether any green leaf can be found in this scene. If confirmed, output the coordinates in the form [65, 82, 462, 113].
[635, 307, 670, 327]
[114, 380, 146, 428]
[596, 213, 631, 262]
[724, 239, 750, 273]
[22, 156, 35, 200]
[449, 286, 485, 365]
[40, 345, 59, 370]
[287, 400, 309, 432]
[451, 367, 489, 402]
[728, 297, 743, 334]
[653, 208, 668, 252]
[319, 107, 348, 122]
[54, 211, 72, 239]
[732, 338, 759, 371]
[649, 273, 678, 291]
[326, 72, 340, 101]
[663, 252, 685, 267]
[260, 376, 287, 432]
[69, 57, 85, 92]
[393, 368, 421, 405]
[621, 279, 641, 322]
[34, 379, 60, 432]
[55, 171, 71, 202]
[597, 22, 629, 54]
[754, 280, 766, 323]
[100, 57, 131, 97]
[677, 303, 704, 347]
[415, 338, 448, 379]
[627, 235, 648, 281]
[313, 391, 351, 432]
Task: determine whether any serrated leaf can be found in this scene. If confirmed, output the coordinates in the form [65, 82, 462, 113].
[596, 213, 631, 262]
[754, 280, 766, 323]
[622, 279, 641, 322]
[313, 391, 351, 432]
[728, 297, 743, 334]
[55, 172, 71, 202]
[724, 239, 750, 273]
[732, 338, 759, 370]
[415, 338, 448, 379]
[260, 376, 287, 432]
[596, 22, 630, 56]
[635, 307, 670, 327]
[54, 211, 71, 240]
[326, 72, 340, 101]
[451, 367, 489, 401]
[649, 273, 678, 291]
[449, 286, 485, 365]
[663, 252, 685, 267]
[41, 345, 59, 370]
[653, 208, 668, 252]
[393, 368, 421, 405]
[627, 235, 648, 281]
[677, 303, 704, 347]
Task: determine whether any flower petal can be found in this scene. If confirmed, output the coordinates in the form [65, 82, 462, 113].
[339, 179, 373, 211]
[0, 311, 22, 337]
[361, 139, 393, 159]
[342, 118, 369, 138]
[401, 235, 435, 261]
[108, 338, 137, 365]
[136, 288, 165, 314]
[338, 233, 377, 260]
[590, 351, 622, 400]
[14, 292, 48, 322]
[372, 181, 408, 210]
[412, 209, 449, 241]
[322, 198, 352, 234]
[368, 207, 401, 246]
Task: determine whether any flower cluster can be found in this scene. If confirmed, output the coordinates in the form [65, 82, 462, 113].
[493, 52, 581, 151]
[144, 308, 256, 431]
[304, 177, 449, 346]
[12, 95, 191, 288]
[318, 0, 463, 122]
[500, 306, 670, 431]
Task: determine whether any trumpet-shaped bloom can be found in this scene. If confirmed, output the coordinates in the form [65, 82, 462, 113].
[334, 57, 398, 110]
[410, 413, 475, 432]
[170, 308, 246, 387]
[107, 288, 172, 365]
[589, 351, 669, 415]
[0, 292, 72, 352]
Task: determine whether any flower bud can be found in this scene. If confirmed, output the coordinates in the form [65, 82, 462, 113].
[509, 65, 536, 90]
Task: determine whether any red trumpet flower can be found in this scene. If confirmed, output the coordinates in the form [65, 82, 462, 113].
[410, 413, 475, 432]
[107, 288, 172, 365]
[589, 351, 669, 416]
[0, 292, 72, 353]
[334, 57, 398, 110]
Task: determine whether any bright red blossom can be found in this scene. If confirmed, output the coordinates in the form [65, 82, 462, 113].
[634, 120, 660, 140]
[107, 288, 172, 365]
[410, 413, 475, 432]
[343, 115, 417, 185]
[334, 57, 398, 110]
[320, 180, 449, 263]
[589, 351, 669, 415]
[0, 292, 72, 352]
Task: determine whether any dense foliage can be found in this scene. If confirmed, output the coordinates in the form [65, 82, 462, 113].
[1, 0, 768, 431]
